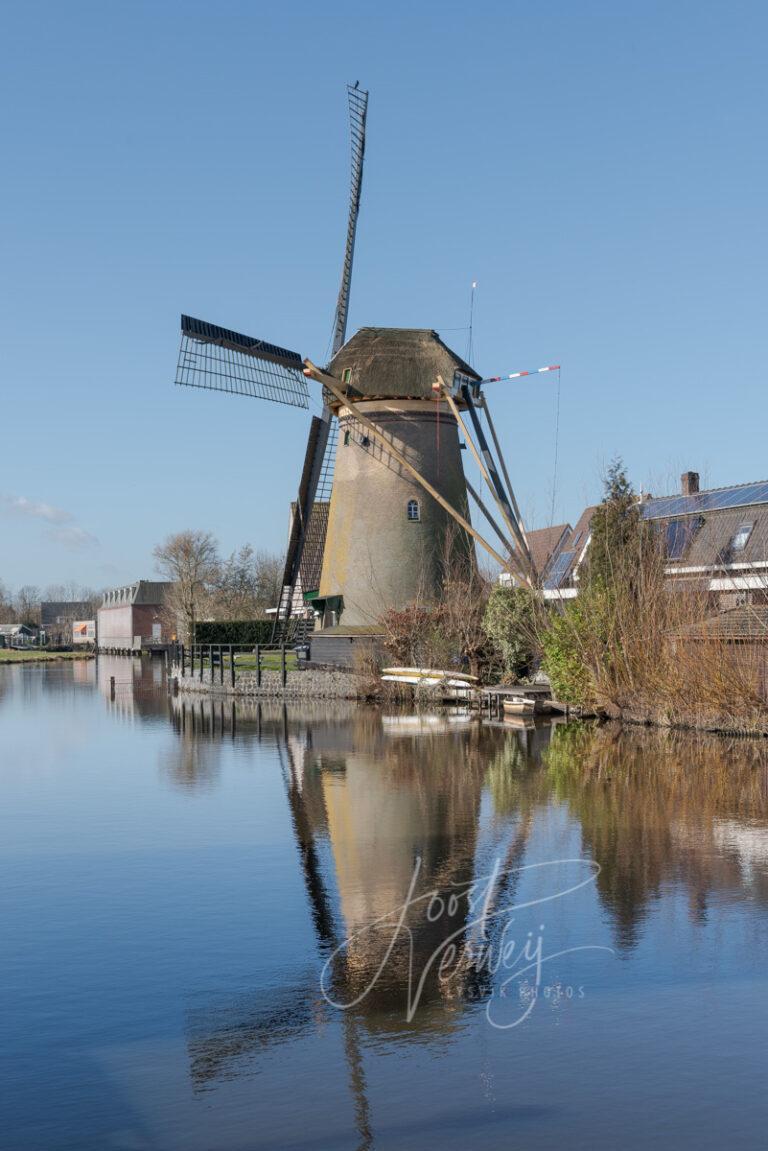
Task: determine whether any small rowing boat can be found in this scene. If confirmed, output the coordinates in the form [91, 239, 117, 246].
[502, 698, 536, 717]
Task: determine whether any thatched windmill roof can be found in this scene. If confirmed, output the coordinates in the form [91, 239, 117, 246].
[327, 327, 479, 404]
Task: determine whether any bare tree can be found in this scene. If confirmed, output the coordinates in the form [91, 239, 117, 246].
[253, 549, 283, 614]
[0, 580, 14, 624]
[153, 531, 220, 644]
[14, 585, 41, 627]
[208, 545, 284, 620]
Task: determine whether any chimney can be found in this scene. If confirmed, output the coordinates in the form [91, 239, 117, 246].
[681, 471, 699, 496]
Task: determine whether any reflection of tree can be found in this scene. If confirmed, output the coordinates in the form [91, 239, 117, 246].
[545, 723, 768, 948]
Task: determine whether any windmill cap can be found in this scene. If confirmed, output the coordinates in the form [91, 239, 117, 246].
[326, 327, 480, 405]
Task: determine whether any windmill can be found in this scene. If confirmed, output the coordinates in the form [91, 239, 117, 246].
[175, 84, 550, 660]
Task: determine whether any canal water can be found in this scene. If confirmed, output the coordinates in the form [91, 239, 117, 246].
[1, 658, 767, 1150]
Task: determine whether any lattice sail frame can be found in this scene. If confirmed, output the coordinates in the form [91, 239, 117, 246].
[330, 83, 368, 358]
[175, 315, 310, 410]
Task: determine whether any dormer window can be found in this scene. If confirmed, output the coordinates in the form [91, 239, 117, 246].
[342, 368, 353, 385]
[407, 499, 420, 522]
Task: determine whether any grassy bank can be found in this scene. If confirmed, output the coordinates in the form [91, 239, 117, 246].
[0, 650, 94, 664]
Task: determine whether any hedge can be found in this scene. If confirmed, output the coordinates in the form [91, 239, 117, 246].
[194, 620, 273, 646]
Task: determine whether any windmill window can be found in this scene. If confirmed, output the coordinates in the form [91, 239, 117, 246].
[730, 521, 754, 552]
[361, 435, 370, 448]
[342, 368, 353, 384]
[407, 499, 421, 522]
[343, 430, 350, 446]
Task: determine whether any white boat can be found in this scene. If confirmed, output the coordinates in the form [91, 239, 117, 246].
[381, 666, 478, 683]
[381, 674, 474, 690]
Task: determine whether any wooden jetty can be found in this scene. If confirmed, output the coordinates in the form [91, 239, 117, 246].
[481, 683, 570, 720]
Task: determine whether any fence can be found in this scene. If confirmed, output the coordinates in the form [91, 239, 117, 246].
[177, 643, 298, 688]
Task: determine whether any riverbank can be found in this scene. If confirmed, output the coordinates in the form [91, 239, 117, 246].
[611, 702, 768, 739]
[0, 650, 94, 664]
[172, 664, 369, 699]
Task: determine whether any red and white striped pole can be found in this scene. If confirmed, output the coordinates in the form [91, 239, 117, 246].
[479, 365, 560, 384]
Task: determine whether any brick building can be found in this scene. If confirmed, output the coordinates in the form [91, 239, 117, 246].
[97, 581, 174, 652]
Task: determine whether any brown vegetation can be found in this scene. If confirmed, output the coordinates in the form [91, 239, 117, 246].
[537, 462, 768, 735]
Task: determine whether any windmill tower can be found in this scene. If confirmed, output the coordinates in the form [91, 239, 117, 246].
[313, 328, 478, 629]
[174, 84, 542, 661]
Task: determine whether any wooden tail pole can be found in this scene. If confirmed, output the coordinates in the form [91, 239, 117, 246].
[481, 393, 535, 576]
[303, 361, 512, 571]
[465, 476, 526, 576]
[438, 381, 533, 585]
[459, 382, 535, 578]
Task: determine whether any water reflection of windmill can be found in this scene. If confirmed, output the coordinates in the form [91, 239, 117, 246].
[186, 715, 539, 1120]
[175, 84, 546, 659]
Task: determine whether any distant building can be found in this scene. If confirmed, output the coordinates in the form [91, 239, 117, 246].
[72, 620, 96, 646]
[97, 581, 174, 653]
[537, 471, 768, 608]
[41, 601, 95, 647]
[0, 624, 37, 648]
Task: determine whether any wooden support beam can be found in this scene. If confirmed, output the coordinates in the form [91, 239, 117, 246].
[438, 381, 533, 585]
[465, 477, 528, 582]
[459, 382, 535, 577]
[303, 361, 512, 570]
[481, 394, 536, 577]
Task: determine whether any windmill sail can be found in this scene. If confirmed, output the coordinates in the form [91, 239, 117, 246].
[272, 85, 369, 642]
[175, 315, 309, 409]
[171, 84, 368, 645]
[331, 83, 369, 358]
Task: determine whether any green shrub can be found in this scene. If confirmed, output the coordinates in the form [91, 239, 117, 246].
[482, 586, 542, 681]
[194, 620, 273, 646]
[540, 600, 596, 705]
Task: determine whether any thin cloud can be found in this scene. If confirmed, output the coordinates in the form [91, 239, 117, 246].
[46, 525, 99, 550]
[1, 492, 98, 549]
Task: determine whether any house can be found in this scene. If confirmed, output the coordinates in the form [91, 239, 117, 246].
[0, 623, 37, 648]
[540, 471, 768, 608]
[97, 581, 174, 653]
[40, 601, 95, 647]
[72, 620, 96, 646]
[499, 523, 573, 590]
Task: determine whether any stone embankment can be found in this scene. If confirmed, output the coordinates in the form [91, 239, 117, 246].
[172, 665, 367, 699]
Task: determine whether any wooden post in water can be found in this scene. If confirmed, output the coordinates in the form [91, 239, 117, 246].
[109, 676, 115, 700]
[219, 645, 224, 686]
[281, 644, 287, 688]
[255, 645, 261, 687]
[229, 645, 235, 688]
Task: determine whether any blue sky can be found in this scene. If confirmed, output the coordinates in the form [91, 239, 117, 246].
[2, 0, 767, 589]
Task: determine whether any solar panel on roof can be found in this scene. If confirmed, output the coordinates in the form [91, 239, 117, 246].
[642, 481, 768, 520]
[664, 516, 704, 560]
[543, 550, 575, 590]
